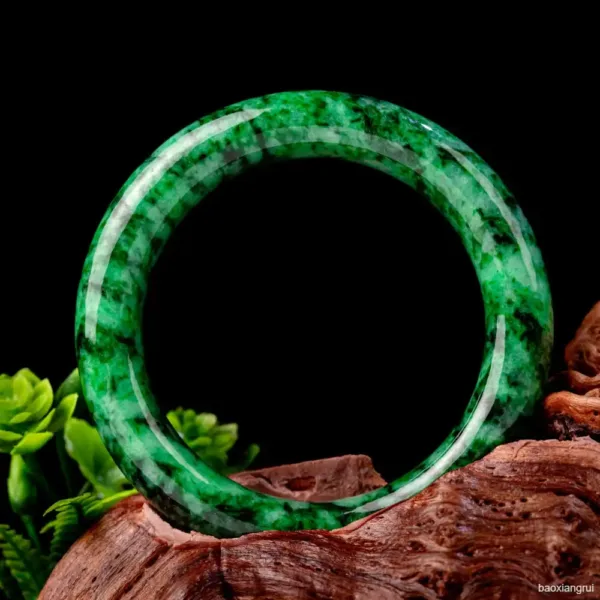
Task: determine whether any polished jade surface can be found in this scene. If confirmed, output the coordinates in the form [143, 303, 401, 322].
[76, 91, 553, 537]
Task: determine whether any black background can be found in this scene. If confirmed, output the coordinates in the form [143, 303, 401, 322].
[1, 34, 597, 487]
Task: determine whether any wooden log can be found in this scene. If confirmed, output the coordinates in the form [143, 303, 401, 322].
[40, 303, 600, 599]
[40, 439, 600, 599]
[545, 302, 600, 440]
[565, 302, 600, 392]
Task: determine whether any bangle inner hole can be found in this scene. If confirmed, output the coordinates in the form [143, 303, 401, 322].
[143, 158, 484, 482]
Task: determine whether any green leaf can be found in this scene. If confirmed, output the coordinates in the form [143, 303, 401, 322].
[0, 525, 48, 600]
[10, 432, 53, 456]
[167, 408, 219, 438]
[211, 424, 238, 451]
[8, 413, 32, 426]
[200, 451, 228, 472]
[10, 375, 33, 406]
[40, 501, 81, 565]
[0, 431, 22, 455]
[182, 409, 196, 425]
[0, 375, 29, 423]
[63, 418, 129, 497]
[13, 369, 40, 388]
[0, 557, 23, 600]
[41, 490, 136, 567]
[30, 409, 55, 433]
[84, 489, 137, 519]
[166, 411, 182, 432]
[212, 423, 237, 436]
[55, 369, 89, 421]
[195, 413, 217, 434]
[0, 379, 13, 399]
[1, 376, 53, 427]
[43, 493, 97, 518]
[0, 432, 22, 444]
[166, 408, 257, 474]
[28, 380, 53, 422]
[238, 443, 260, 471]
[47, 394, 77, 433]
[40, 496, 96, 565]
[54, 370, 81, 403]
[182, 409, 199, 439]
[212, 434, 236, 452]
[7, 456, 38, 516]
[187, 436, 212, 450]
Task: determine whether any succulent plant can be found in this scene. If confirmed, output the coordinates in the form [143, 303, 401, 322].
[167, 407, 260, 474]
[0, 369, 77, 455]
[0, 366, 260, 598]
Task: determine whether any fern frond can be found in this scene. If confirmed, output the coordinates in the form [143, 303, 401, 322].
[41, 490, 136, 567]
[0, 557, 24, 600]
[41, 494, 95, 566]
[42, 493, 96, 518]
[0, 525, 47, 600]
[84, 489, 137, 520]
[40, 503, 83, 564]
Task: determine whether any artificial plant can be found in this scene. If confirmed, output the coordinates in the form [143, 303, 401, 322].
[0, 368, 258, 600]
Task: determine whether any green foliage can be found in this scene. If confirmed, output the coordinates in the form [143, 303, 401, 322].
[53, 370, 81, 406]
[0, 367, 260, 596]
[0, 369, 77, 455]
[54, 369, 89, 422]
[40, 498, 88, 566]
[40, 490, 136, 564]
[63, 418, 131, 498]
[0, 556, 23, 600]
[7, 456, 37, 516]
[0, 525, 48, 600]
[168, 407, 260, 474]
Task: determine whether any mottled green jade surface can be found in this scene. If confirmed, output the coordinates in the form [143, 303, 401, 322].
[76, 91, 553, 537]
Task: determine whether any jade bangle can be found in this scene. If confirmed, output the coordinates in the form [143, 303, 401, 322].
[76, 90, 553, 537]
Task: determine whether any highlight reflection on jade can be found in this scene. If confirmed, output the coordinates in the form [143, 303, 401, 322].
[76, 91, 553, 537]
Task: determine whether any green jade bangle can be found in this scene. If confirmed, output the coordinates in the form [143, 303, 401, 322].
[76, 91, 553, 538]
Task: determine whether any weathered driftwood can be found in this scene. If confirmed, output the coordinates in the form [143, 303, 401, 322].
[40, 440, 600, 600]
[565, 302, 600, 392]
[40, 304, 600, 599]
[545, 302, 600, 440]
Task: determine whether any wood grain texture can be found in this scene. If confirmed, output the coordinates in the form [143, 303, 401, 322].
[566, 302, 600, 389]
[39, 303, 600, 598]
[40, 440, 600, 599]
[546, 302, 600, 440]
